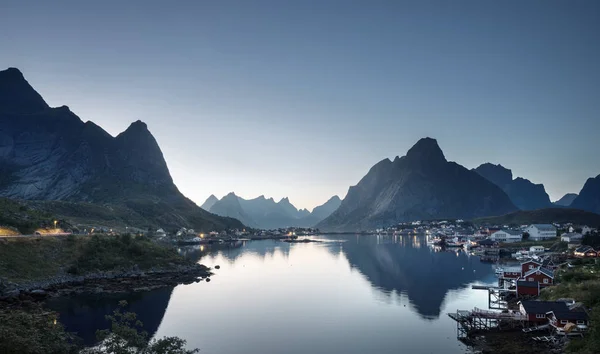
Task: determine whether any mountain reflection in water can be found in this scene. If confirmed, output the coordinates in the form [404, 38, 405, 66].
[50, 234, 497, 353]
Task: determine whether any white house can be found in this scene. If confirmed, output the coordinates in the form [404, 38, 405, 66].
[155, 228, 167, 238]
[529, 245, 545, 253]
[490, 229, 523, 243]
[561, 232, 583, 243]
[525, 224, 557, 241]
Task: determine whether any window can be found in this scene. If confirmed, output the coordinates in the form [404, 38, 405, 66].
[528, 277, 534, 281]
[577, 320, 585, 325]
[529, 265, 534, 269]
[561, 320, 568, 324]
[536, 314, 545, 319]
[543, 278, 549, 284]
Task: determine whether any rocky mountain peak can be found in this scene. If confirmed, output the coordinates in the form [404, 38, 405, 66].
[0, 67, 49, 114]
[405, 137, 446, 164]
[474, 163, 513, 187]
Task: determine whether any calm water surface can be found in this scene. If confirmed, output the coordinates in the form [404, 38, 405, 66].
[49, 234, 498, 354]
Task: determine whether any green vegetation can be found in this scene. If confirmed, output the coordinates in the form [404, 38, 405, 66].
[582, 231, 600, 249]
[473, 208, 600, 228]
[0, 198, 56, 234]
[0, 303, 79, 354]
[540, 260, 600, 353]
[0, 301, 198, 354]
[0, 235, 190, 284]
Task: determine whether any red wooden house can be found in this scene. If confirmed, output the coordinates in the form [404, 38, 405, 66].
[516, 280, 540, 297]
[519, 301, 570, 323]
[521, 260, 542, 275]
[521, 267, 554, 287]
[502, 267, 522, 279]
[548, 309, 589, 332]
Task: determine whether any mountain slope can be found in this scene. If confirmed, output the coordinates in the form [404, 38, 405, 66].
[553, 193, 578, 207]
[473, 163, 552, 210]
[317, 138, 517, 231]
[0, 67, 242, 231]
[571, 175, 600, 214]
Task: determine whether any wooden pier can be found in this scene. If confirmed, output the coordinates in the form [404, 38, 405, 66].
[447, 308, 527, 339]
[471, 284, 513, 310]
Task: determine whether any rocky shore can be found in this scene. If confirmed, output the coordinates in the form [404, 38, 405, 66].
[0, 263, 211, 302]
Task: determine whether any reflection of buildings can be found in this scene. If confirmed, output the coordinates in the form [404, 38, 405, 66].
[336, 235, 495, 319]
[179, 239, 292, 263]
[46, 287, 174, 345]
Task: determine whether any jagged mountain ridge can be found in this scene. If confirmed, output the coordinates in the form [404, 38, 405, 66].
[0, 67, 242, 231]
[473, 163, 552, 210]
[205, 193, 341, 229]
[317, 138, 518, 231]
[571, 175, 600, 214]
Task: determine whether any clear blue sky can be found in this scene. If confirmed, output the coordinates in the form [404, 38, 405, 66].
[2, 0, 599, 210]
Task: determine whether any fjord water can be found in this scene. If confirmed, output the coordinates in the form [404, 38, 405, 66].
[50, 235, 497, 354]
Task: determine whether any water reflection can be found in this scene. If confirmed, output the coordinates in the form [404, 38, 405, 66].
[46, 287, 174, 345]
[184, 234, 495, 319]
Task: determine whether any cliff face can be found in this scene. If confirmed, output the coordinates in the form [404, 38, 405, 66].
[0, 67, 242, 231]
[318, 138, 518, 231]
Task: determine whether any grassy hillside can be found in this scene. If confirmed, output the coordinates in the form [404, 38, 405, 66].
[473, 208, 600, 227]
[0, 235, 191, 284]
[0, 198, 56, 234]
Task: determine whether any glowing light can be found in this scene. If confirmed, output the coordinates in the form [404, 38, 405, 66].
[200, 245, 205, 252]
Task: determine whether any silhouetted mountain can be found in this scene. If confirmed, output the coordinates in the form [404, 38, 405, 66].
[571, 175, 600, 214]
[201, 195, 219, 211]
[208, 194, 341, 229]
[553, 193, 578, 207]
[473, 163, 552, 210]
[317, 138, 517, 231]
[0, 67, 242, 231]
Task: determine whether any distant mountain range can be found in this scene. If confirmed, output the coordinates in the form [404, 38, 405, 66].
[317, 138, 518, 231]
[203, 193, 341, 229]
[553, 193, 578, 207]
[473, 163, 552, 210]
[0, 67, 242, 231]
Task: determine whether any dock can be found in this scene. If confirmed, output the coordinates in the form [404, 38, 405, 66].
[447, 308, 527, 339]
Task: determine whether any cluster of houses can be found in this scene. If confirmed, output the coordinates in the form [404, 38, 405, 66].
[500, 258, 558, 297]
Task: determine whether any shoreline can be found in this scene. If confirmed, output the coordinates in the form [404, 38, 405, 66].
[0, 263, 211, 301]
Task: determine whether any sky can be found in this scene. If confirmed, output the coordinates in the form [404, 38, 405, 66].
[1, 0, 599, 210]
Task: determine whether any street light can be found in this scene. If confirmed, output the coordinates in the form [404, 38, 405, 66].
[54, 220, 57, 229]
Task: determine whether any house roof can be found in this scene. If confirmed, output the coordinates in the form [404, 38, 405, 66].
[575, 245, 594, 253]
[561, 232, 583, 239]
[517, 280, 539, 288]
[530, 224, 556, 231]
[523, 267, 554, 278]
[504, 266, 522, 273]
[552, 310, 588, 321]
[522, 259, 542, 266]
[520, 301, 569, 314]
[493, 229, 522, 236]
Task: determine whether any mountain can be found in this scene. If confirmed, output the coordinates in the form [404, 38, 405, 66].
[317, 138, 518, 231]
[200, 195, 219, 211]
[571, 175, 600, 214]
[0, 67, 242, 231]
[473, 163, 552, 210]
[473, 208, 600, 228]
[553, 193, 578, 207]
[209, 193, 256, 227]
[208, 194, 340, 229]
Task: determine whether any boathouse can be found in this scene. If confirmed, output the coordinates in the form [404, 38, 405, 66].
[516, 280, 540, 297]
[519, 301, 570, 323]
[521, 267, 554, 287]
[502, 267, 522, 279]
